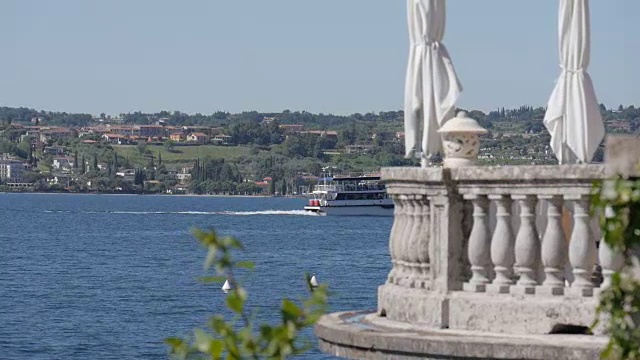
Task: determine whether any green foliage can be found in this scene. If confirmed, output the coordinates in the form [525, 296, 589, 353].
[282, 134, 335, 160]
[164, 140, 176, 153]
[137, 142, 148, 155]
[113, 145, 249, 168]
[22, 171, 45, 184]
[0, 106, 92, 126]
[134, 168, 146, 186]
[190, 158, 246, 195]
[0, 138, 26, 158]
[229, 120, 283, 146]
[592, 178, 640, 359]
[593, 179, 640, 252]
[17, 139, 31, 159]
[236, 182, 263, 195]
[3, 103, 638, 194]
[166, 229, 328, 360]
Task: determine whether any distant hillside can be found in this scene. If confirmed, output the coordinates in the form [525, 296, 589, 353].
[1, 104, 638, 135]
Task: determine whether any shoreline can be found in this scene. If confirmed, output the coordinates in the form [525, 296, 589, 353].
[0, 191, 307, 198]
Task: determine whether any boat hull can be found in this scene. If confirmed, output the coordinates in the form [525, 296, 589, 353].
[304, 205, 393, 217]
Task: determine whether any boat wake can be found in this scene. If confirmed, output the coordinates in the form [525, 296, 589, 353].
[43, 210, 318, 216]
[219, 210, 319, 216]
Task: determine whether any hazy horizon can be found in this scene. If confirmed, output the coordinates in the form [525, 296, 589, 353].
[3, 103, 639, 120]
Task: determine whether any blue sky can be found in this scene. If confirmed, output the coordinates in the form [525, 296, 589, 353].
[0, 0, 637, 115]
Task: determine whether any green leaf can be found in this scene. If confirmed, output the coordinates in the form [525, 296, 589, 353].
[236, 287, 247, 301]
[282, 299, 303, 322]
[224, 236, 244, 250]
[210, 339, 223, 359]
[238, 326, 253, 344]
[227, 291, 244, 314]
[165, 337, 189, 359]
[172, 229, 330, 359]
[194, 328, 212, 353]
[199, 276, 227, 284]
[165, 337, 185, 348]
[204, 246, 217, 270]
[192, 228, 218, 247]
[210, 316, 227, 334]
[235, 261, 254, 270]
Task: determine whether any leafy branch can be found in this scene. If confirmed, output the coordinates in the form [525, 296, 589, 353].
[165, 229, 328, 360]
[592, 179, 640, 360]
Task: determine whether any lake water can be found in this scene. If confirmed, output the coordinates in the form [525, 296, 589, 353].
[0, 194, 392, 359]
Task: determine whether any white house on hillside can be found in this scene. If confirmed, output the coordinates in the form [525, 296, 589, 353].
[52, 156, 74, 171]
[187, 132, 209, 144]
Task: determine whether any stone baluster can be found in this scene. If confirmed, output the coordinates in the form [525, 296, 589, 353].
[393, 194, 409, 285]
[513, 195, 540, 294]
[488, 195, 515, 293]
[464, 195, 491, 292]
[388, 193, 406, 284]
[414, 195, 432, 288]
[405, 195, 421, 287]
[567, 195, 597, 296]
[396, 195, 414, 286]
[598, 238, 624, 289]
[540, 195, 567, 295]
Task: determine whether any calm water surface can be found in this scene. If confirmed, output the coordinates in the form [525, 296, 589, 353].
[0, 194, 391, 359]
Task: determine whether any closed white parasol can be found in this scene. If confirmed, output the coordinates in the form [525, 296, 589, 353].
[404, 0, 462, 166]
[544, 0, 604, 164]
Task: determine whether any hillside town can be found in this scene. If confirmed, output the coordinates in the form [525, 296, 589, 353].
[0, 116, 344, 194]
[0, 104, 638, 194]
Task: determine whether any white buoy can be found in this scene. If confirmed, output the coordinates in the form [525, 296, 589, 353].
[222, 279, 232, 293]
[309, 275, 318, 288]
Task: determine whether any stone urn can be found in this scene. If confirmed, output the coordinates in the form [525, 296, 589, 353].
[437, 111, 487, 168]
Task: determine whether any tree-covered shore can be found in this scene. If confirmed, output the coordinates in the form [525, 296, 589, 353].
[1, 104, 638, 194]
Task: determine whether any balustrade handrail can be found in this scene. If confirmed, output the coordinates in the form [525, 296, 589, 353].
[376, 138, 638, 335]
[452, 164, 604, 196]
[381, 164, 621, 298]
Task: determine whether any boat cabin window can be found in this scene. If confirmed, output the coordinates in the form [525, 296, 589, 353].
[335, 192, 388, 201]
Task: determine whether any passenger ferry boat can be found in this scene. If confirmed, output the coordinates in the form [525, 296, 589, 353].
[303, 175, 393, 216]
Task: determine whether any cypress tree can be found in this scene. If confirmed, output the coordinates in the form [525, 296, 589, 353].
[193, 159, 199, 180]
[139, 169, 146, 189]
[269, 178, 276, 195]
[93, 154, 98, 171]
[74, 151, 79, 169]
[81, 156, 86, 173]
[158, 152, 162, 166]
[134, 168, 146, 186]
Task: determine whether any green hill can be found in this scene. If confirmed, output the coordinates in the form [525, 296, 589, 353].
[112, 144, 251, 168]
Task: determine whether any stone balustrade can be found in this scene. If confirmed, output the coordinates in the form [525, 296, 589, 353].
[378, 164, 625, 335]
[454, 165, 625, 297]
[317, 138, 640, 359]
